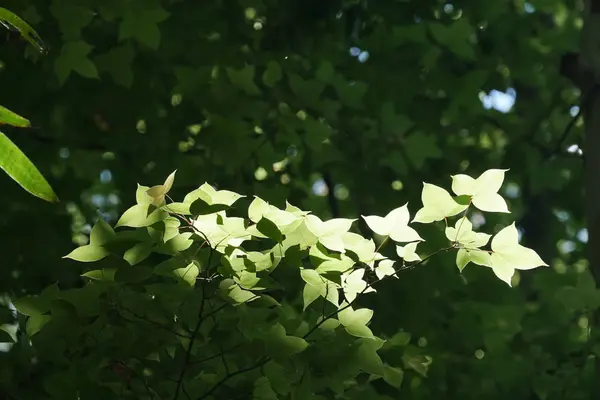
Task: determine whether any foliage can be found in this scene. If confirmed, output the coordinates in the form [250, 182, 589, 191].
[0, 0, 594, 399]
[0, 7, 56, 202]
[14, 170, 544, 399]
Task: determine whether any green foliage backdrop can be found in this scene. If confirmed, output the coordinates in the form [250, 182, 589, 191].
[0, 0, 593, 399]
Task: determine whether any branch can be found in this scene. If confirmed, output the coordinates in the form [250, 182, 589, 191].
[550, 89, 596, 157]
[173, 283, 207, 400]
[302, 245, 454, 339]
[117, 307, 192, 340]
[196, 358, 270, 400]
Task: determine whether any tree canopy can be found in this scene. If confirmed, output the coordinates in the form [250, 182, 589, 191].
[0, 0, 595, 399]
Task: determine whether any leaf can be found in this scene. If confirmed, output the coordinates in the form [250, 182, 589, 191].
[119, 0, 169, 49]
[63, 245, 110, 262]
[26, 314, 51, 337]
[262, 61, 282, 87]
[81, 269, 116, 281]
[227, 65, 261, 95]
[0, 7, 47, 53]
[0, 105, 31, 128]
[253, 377, 278, 400]
[403, 132, 442, 169]
[282, 220, 319, 250]
[94, 43, 135, 87]
[172, 262, 200, 286]
[413, 183, 467, 223]
[396, 242, 421, 262]
[362, 204, 423, 242]
[300, 269, 338, 309]
[375, 259, 397, 280]
[146, 170, 176, 206]
[248, 196, 271, 223]
[455, 248, 491, 272]
[355, 338, 385, 375]
[90, 218, 116, 245]
[155, 258, 198, 286]
[123, 242, 153, 265]
[342, 269, 374, 303]
[50, 0, 94, 39]
[339, 304, 375, 338]
[489, 223, 548, 286]
[185, 183, 245, 214]
[54, 41, 99, 84]
[451, 169, 510, 213]
[256, 217, 283, 242]
[383, 365, 404, 388]
[227, 284, 256, 303]
[162, 202, 191, 215]
[265, 323, 308, 356]
[384, 331, 411, 348]
[0, 131, 58, 202]
[305, 215, 356, 253]
[339, 306, 374, 326]
[402, 353, 431, 377]
[342, 232, 377, 264]
[116, 204, 168, 228]
[445, 217, 490, 248]
[13, 296, 49, 316]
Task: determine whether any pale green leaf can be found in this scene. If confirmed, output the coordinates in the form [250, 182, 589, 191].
[146, 170, 176, 206]
[455, 248, 491, 272]
[413, 183, 467, 223]
[451, 169, 510, 213]
[90, 218, 115, 245]
[116, 204, 168, 228]
[63, 245, 109, 262]
[375, 259, 397, 280]
[489, 223, 548, 285]
[342, 232, 377, 264]
[338, 305, 374, 327]
[396, 242, 421, 262]
[306, 215, 355, 253]
[341, 269, 374, 303]
[445, 217, 490, 248]
[248, 196, 271, 223]
[362, 204, 423, 242]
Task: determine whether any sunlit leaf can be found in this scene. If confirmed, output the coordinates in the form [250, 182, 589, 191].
[0, 131, 58, 202]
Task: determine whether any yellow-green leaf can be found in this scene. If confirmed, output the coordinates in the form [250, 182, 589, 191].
[0, 7, 47, 53]
[0, 105, 31, 128]
[0, 131, 58, 202]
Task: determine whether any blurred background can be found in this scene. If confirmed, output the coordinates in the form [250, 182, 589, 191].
[0, 0, 593, 398]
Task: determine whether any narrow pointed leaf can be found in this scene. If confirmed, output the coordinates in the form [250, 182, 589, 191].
[0, 7, 47, 53]
[0, 131, 58, 202]
[0, 105, 31, 127]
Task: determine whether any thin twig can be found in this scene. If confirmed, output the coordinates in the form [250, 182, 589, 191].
[303, 245, 453, 339]
[118, 306, 192, 340]
[196, 358, 270, 400]
[173, 283, 207, 400]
